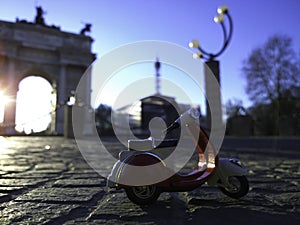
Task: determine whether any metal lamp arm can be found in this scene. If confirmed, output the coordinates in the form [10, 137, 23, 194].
[189, 6, 233, 61]
[197, 46, 211, 59]
[225, 12, 233, 49]
[214, 12, 233, 58]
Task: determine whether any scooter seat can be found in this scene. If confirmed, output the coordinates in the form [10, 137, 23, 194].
[128, 138, 154, 151]
[128, 138, 178, 151]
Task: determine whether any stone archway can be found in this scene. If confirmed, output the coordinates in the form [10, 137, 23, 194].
[0, 19, 95, 135]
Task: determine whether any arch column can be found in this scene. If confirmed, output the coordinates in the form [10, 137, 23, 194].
[82, 65, 94, 135]
[3, 58, 17, 134]
[56, 64, 67, 135]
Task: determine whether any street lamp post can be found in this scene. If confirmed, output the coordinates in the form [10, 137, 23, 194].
[189, 5, 233, 131]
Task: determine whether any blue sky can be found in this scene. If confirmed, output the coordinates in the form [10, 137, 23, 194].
[1, 0, 300, 110]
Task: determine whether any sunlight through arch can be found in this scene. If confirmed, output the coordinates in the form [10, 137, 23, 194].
[0, 91, 9, 123]
[15, 76, 53, 134]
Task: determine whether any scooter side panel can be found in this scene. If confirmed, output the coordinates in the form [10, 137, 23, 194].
[109, 152, 174, 187]
[207, 158, 247, 186]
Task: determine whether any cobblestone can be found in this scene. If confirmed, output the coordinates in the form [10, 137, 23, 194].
[0, 136, 299, 224]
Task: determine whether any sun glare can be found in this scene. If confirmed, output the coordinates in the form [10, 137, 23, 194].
[0, 91, 9, 123]
[15, 76, 53, 134]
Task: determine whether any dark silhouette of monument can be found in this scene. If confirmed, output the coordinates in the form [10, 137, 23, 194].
[0, 7, 96, 135]
[140, 59, 180, 136]
[80, 23, 92, 35]
[35, 6, 46, 25]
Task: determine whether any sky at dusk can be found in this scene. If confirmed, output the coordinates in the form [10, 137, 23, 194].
[1, 0, 300, 110]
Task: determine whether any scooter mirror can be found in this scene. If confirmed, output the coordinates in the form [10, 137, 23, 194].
[175, 108, 200, 125]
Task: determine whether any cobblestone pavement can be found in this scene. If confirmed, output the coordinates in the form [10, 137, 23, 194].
[0, 136, 299, 225]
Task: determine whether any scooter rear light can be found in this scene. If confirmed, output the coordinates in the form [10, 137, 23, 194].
[229, 158, 242, 167]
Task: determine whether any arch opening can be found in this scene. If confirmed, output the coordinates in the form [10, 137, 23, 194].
[15, 75, 55, 135]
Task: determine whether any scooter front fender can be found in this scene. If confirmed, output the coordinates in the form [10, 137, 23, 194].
[207, 158, 248, 186]
[108, 151, 172, 187]
[107, 160, 122, 188]
[107, 150, 144, 188]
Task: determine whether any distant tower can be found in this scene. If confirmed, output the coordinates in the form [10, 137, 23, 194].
[155, 58, 161, 95]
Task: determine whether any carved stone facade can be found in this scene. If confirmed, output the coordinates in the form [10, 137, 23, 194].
[0, 20, 95, 135]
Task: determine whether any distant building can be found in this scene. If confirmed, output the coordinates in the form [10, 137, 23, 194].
[113, 94, 180, 137]
[112, 59, 201, 137]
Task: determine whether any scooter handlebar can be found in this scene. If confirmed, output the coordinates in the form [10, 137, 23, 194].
[162, 108, 200, 135]
[162, 121, 180, 135]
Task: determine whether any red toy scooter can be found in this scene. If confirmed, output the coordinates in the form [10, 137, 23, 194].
[107, 109, 249, 205]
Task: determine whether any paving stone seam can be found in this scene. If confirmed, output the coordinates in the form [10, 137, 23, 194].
[46, 190, 106, 224]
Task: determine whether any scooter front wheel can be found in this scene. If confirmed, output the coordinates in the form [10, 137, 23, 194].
[125, 185, 161, 205]
[219, 175, 249, 199]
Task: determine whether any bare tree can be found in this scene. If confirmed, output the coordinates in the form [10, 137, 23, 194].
[242, 34, 299, 135]
[242, 34, 298, 103]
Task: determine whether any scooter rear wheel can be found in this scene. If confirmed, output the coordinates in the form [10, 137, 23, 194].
[125, 185, 161, 205]
[219, 175, 249, 199]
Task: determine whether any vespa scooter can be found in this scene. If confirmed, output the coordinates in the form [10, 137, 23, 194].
[107, 109, 249, 205]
